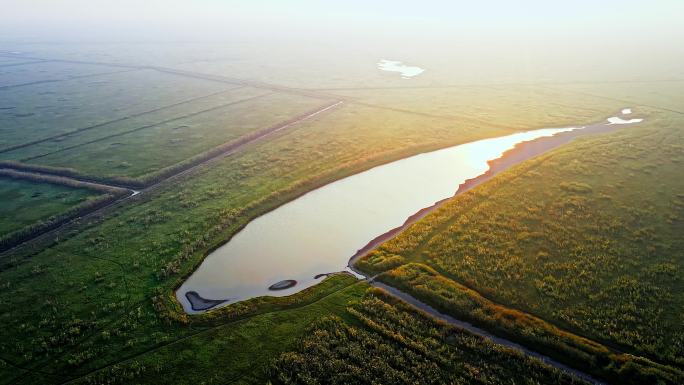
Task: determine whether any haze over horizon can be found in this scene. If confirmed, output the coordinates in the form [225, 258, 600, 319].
[2, 0, 683, 39]
[2, 0, 683, 84]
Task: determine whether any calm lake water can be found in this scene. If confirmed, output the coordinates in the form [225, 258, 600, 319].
[178, 110, 642, 313]
[178, 125, 606, 312]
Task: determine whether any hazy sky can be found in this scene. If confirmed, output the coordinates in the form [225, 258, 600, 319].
[2, 0, 683, 42]
[2, 0, 682, 82]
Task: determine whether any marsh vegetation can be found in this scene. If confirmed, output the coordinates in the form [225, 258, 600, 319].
[271, 288, 589, 385]
[1, 6, 682, 382]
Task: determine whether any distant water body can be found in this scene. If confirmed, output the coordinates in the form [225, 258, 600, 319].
[377, 59, 424, 79]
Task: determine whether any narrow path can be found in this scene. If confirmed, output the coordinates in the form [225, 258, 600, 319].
[371, 281, 605, 385]
[537, 85, 684, 115]
[0, 168, 129, 195]
[149, 67, 343, 101]
[352, 100, 501, 127]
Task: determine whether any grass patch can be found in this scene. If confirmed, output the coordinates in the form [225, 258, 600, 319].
[20, 92, 325, 181]
[374, 263, 683, 384]
[0, 175, 102, 237]
[270, 287, 590, 385]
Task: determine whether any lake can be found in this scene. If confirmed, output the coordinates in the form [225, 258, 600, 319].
[177, 110, 641, 313]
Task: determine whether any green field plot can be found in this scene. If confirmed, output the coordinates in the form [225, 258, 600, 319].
[0, 67, 231, 150]
[0, 265, 363, 385]
[0, 86, 266, 161]
[0, 176, 100, 237]
[355, 110, 684, 381]
[20, 91, 326, 181]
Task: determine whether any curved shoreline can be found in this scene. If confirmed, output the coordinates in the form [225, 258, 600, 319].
[182, 111, 642, 312]
[180, 111, 642, 383]
[348, 112, 637, 270]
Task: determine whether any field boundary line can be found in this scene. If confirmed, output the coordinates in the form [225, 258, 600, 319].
[21, 91, 272, 162]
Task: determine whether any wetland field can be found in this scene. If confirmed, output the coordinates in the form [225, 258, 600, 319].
[1, 1, 683, 384]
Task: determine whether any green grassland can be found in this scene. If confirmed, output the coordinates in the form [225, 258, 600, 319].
[19, 92, 325, 180]
[0, 75, 629, 384]
[2, 274, 367, 385]
[0, 85, 253, 161]
[369, 263, 683, 384]
[355, 106, 684, 382]
[270, 288, 587, 385]
[1, 51, 681, 385]
[0, 176, 100, 237]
